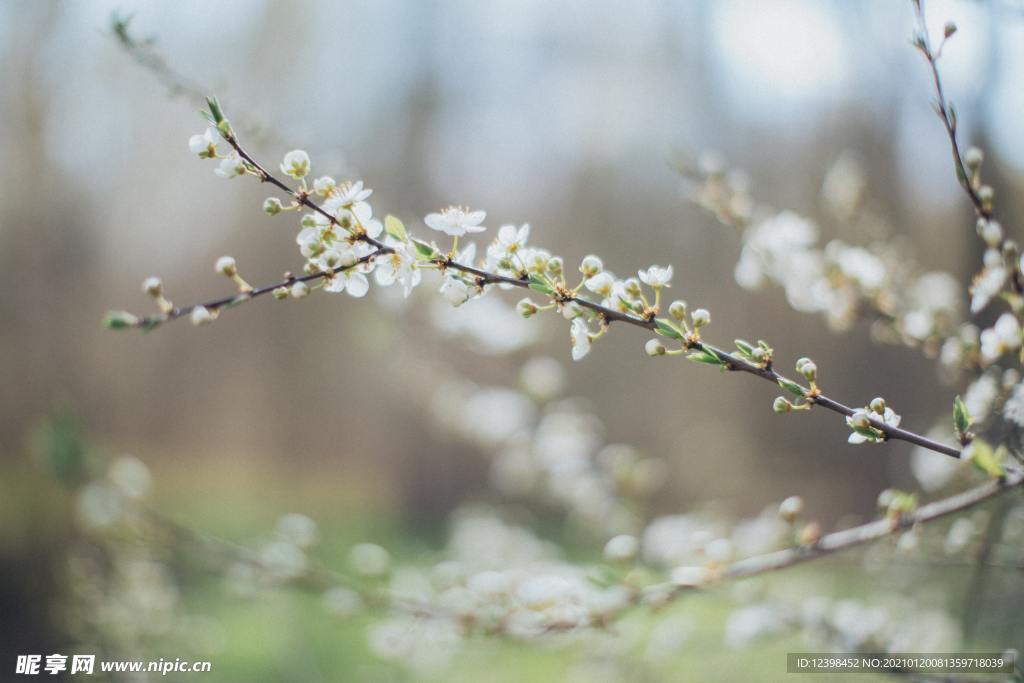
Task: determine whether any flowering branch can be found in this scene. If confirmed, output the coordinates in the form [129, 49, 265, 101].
[719, 465, 1023, 581]
[105, 98, 962, 460]
[910, 2, 1007, 241]
[625, 465, 1024, 617]
[536, 465, 1024, 632]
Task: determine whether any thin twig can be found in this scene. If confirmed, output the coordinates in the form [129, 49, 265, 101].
[911, 0, 1023, 294]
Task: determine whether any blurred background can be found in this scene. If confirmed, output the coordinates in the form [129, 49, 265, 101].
[2, 0, 1023, 680]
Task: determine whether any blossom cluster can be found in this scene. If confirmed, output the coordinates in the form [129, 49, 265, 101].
[684, 156, 964, 352]
[186, 122, 697, 365]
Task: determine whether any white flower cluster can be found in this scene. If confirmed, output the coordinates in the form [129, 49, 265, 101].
[430, 361, 664, 536]
[846, 398, 901, 445]
[641, 509, 789, 581]
[187, 134, 696, 363]
[365, 511, 636, 649]
[725, 596, 961, 654]
[686, 157, 963, 347]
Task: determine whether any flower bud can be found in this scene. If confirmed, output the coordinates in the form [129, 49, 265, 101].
[546, 256, 564, 276]
[1002, 240, 1019, 264]
[798, 522, 822, 547]
[272, 286, 289, 300]
[142, 276, 162, 297]
[850, 409, 871, 431]
[263, 197, 283, 215]
[290, 281, 310, 299]
[943, 21, 957, 38]
[752, 347, 768, 363]
[773, 396, 792, 413]
[645, 339, 666, 356]
[190, 306, 213, 326]
[778, 495, 803, 522]
[869, 397, 886, 414]
[797, 359, 817, 382]
[877, 489, 896, 510]
[978, 185, 994, 206]
[670, 565, 706, 587]
[301, 214, 318, 229]
[216, 256, 237, 277]
[516, 298, 538, 318]
[964, 146, 983, 170]
[580, 255, 603, 277]
[624, 277, 642, 298]
[668, 300, 687, 321]
[603, 534, 639, 563]
[980, 220, 1003, 247]
[691, 308, 710, 328]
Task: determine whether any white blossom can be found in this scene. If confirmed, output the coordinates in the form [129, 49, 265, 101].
[214, 152, 245, 179]
[911, 444, 960, 492]
[312, 176, 336, 197]
[570, 317, 592, 361]
[276, 513, 319, 549]
[980, 313, 1022, 364]
[494, 223, 530, 254]
[827, 242, 886, 292]
[519, 356, 565, 399]
[280, 150, 310, 179]
[425, 206, 487, 236]
[638, 265, 673, 288]
[584, 272, 615, 299]
[1002, 381, 1024, 426]
[440, 276, 473, 307]
[188, 127, 218, 158]
[971, 266, 1007, 313]
[324, 181, 374, 225]
[963, 373, 999, 422]
[374, 242, 421, 297]
[323, 266, 370, 298]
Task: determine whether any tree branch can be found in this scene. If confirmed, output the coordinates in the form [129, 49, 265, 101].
[112, 124, 962, 459]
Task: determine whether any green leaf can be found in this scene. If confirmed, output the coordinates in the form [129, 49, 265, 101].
[527, 274, 554, 295]
[412, 239, 437, 260]
[967, 439, 1004, 478]
[655, 318, 684, 340]
[953, 395, 971, 435]
[205, 96, 224, 124]
[687, 349, 722, 366]
[777, 377, 806, 398]
[384, 215, 407, 242]
[734, 339, 755, 359]
[103, 310, 138, 330]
